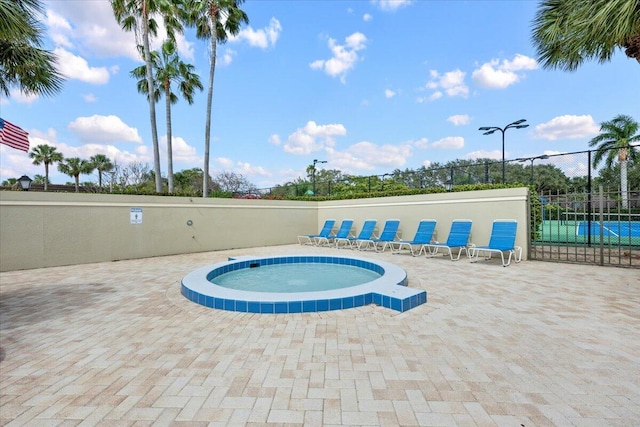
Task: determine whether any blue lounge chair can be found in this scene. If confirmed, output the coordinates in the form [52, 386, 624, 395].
[358, 219, 400, 252]
[297, 219, 336, 245]
[469, 219, 522, 267]
[423, 219, 473, 261]
[390, 219, 437, 256]
[315, 219, 354, 247]
[336, 219, 377, 249]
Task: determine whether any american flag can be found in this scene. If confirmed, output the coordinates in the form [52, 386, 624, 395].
[0, 118, 30, 152]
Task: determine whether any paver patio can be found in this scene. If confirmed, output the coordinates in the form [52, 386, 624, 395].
[1, 244, 639, 426]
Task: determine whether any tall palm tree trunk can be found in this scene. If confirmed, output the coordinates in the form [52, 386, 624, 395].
[74, 174, 80, 193]
[142, 4, 162, 194]
[203, 31, 217, 198]
[165, 84, 174, 193]
[44, 162, 49, 191]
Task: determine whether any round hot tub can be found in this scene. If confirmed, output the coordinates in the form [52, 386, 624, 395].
[181, 255, 426, 314]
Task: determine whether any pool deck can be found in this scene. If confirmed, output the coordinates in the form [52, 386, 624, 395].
[1, 244, 639, 426]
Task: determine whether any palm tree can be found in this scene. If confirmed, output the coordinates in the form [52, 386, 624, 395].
[0, 0, 64, 97]
[90, 154, 114, 189]
[589, 114, 640, 209]
[110, 0, 184, 193]
[29, 144, 63, 191]
[58, 157, 95, 193]
[185, 0, 248, 197]
[532, 0, 640, 71]
[131, 40, 203, 193]
[33, 174, 48, 184]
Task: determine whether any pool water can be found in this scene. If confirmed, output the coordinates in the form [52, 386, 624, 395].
[212, 263, 381, 292]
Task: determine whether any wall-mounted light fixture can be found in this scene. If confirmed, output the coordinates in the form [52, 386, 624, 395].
[18, 175, 32, 191]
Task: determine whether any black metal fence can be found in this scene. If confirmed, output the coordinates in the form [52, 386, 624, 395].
[247, 145, 639, 199]
[531, 187, 639, 268]
[525, 146, 639, 267]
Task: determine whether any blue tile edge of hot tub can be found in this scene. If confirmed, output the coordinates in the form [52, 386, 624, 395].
[181, 255, 427, 314]
[181, 285, 427, 313]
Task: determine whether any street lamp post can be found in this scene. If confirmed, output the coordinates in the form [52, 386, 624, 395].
[517, 154, 549, 187]
[312, 159, 327, 195]
[381, 173, 390, 190]
[479, 119, 529, 183]
[444, 167, 454, 191]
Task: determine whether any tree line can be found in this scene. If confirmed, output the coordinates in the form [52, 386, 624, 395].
[1, 144, 259, 196]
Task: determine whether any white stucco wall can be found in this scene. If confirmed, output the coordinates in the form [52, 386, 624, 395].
[0, 188, 529, 271]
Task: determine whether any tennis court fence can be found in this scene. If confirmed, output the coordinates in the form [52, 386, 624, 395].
[530, 186, 640, 268]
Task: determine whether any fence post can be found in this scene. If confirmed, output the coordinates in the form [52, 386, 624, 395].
[587, 150, 592, 247]
[599, 185, 604, 266]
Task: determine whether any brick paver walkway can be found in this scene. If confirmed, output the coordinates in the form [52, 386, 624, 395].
[1, 244, 639, 426]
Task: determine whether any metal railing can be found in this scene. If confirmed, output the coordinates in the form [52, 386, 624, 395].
[530, 186, 639, 268]
[242, 145, 638, 199]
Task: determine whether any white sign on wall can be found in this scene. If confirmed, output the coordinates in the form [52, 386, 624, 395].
[130, 207, 143, 224]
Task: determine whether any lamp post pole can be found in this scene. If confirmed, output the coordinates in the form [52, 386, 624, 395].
[381, 173, 390, 191]
[479, 119, 529, 183]
[312, 159, 326, 195]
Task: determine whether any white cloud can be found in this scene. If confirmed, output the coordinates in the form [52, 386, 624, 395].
[54, 48, 110, 84]
[328, 141, 412, 171]
[216, 157, 234, 168]
[60, 143, 146, 165]
[268, 134, 281, 146]
[45, 9, 73, 48]
[363, 13, 373, 22]
[425, 69, 468, 99]
[447, 115, 470, 126]
[174, 34, 195, 62]
[160, 136, 200, 164]
[220, 49, 236, 66]
[412, 138, 429, 149]
[0, 144, 40, 179]
[429, 92, 442, 100]
[466, 149, 502, 160]
[9, 89, 39, 105]
[533, 115, 600, 140]
[372, 0, 413, 11]
[235, 162, 272, 177]
[385, 89, 396, 98]
[431, 136, 465, 149]
[472, 54, 538, 89]
[283, 121, 347, 155]
[46, 1, 193, 61]
[231, 18, 282, 49]
[310, 32, 367, 83]
[83, 93, 97, 103]
[68, 115, 142, 144]
[46, 1, 138, 60]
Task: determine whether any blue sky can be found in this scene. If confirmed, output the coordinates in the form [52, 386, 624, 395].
[1, 0, 639, 188]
